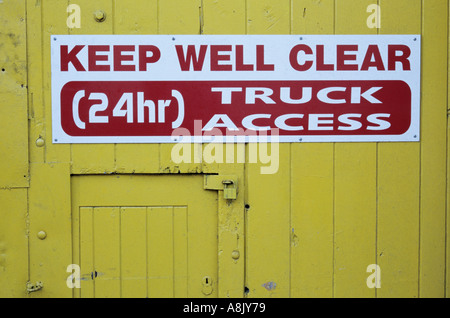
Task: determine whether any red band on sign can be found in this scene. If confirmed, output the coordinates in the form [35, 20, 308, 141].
[60, 80, 411, 137]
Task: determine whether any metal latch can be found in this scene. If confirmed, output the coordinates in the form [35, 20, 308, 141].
[222, 180, 237, 200]
[204, 175, 238, 200]
[26, 281, 43, 293]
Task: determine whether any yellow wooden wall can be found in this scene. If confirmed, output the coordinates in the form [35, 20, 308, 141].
[0, 0, 449, 298]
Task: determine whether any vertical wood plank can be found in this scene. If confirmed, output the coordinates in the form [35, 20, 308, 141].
[377, 144, 420, 297]
[79, 207, 94, 298]
[0, 189, 28, 297]
[290, 0, 335, 298]
[216, 163, 246, 297]
[0, 0, 29, 187]
[147, 207, 174, 297]
[186, 176, 219, 298]
[173, 207, 188, 298]
[120, 207, 147, 298]
[246, 146, 291, 297]
[377, 0, 421, 298]
[447, 93, 450, 298]
[93, 207, 121, 297]
[202, 0, 246, 298]
[419, 0, 448, 298]
[447, 0, 450, 298]
[290, 144, 334, 297]
[27, 0, 45, 164]
[334, 144, 377, 297]
[245, 0, 292, 298]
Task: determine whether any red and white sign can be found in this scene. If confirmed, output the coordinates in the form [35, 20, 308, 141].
[51, 35, 420, 143]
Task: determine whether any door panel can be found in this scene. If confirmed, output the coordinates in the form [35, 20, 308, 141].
[71, 175, 217, 298]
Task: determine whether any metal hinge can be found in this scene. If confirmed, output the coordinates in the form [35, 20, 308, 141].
[204, 175, 238, 200]
[26, 281, 43, 293]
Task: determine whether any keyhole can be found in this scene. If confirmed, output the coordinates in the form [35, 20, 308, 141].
[202, 276, 213, 295]
[203, 276, 211, 286]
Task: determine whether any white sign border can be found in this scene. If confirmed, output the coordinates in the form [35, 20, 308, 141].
[51, 34, 421, 143]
